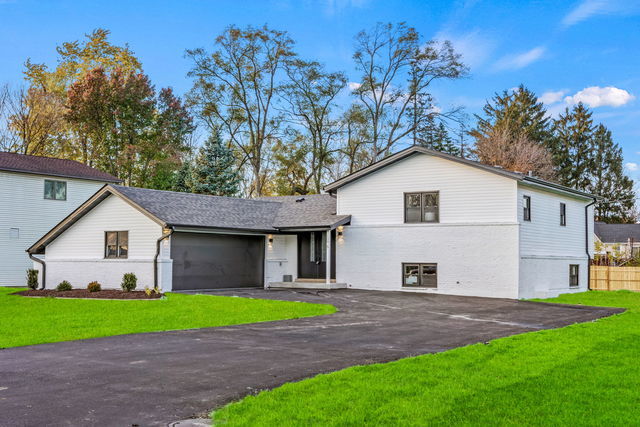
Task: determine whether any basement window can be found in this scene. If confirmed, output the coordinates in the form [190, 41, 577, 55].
[105, 231, 129, 259]
[403, 263, 437, 288]
[569, 264, 579, 288]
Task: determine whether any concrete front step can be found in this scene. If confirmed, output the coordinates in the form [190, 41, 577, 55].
[267, 281, 348, 290]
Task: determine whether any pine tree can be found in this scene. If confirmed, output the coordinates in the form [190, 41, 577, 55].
[417, 119, 461, 156]
[192, 132, 240, 196]
[172, 159, 194, 193]
[549, 103, 594, 190]
[471, 85, 551, 144]
[588, 124, 636, 223]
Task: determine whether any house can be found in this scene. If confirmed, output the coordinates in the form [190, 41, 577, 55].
[0, 152, 121, 286]
[27, 146, 596, 299]
[594, 222, 640, 258]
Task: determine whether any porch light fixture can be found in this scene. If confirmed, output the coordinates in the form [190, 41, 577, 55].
[268, 234, 274, 246]
[337, 226, 344, 238]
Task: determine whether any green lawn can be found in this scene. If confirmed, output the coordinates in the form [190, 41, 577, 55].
[0, 287, 335, 348]
[213, 291, 640, 426]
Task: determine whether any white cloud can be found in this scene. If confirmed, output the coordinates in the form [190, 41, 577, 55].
[434, 30, 496, 69]
[561, 0, 640, 28]
[323, 0, 369, 16]
[539, 90, 568, 105]
[625, 162, 638, 172]
[493, 46, 546, 71]
[564, 86, 635, 108]
[347, 82, 361, 91]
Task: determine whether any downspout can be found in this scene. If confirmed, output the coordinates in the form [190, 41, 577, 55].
[154, 227, 174, 290]
[585, 198, 597, 290]
[28, 253, 46, 290]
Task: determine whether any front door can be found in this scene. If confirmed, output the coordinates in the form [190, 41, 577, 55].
[298, 231, 336, 279]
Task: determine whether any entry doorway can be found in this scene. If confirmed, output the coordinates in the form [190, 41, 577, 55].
[297, 230, 336, 279]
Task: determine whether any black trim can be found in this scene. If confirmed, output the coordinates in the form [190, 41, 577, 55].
[402, 262, 438, 288]
[523, 195, 531, 221]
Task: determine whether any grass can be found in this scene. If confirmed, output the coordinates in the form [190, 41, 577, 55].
[213, 291, 640, 426]
[0, 287, 335, 348]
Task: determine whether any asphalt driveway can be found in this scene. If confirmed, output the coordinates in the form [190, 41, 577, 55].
[0, 289, 622, 426]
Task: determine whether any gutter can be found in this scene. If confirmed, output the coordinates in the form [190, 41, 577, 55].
[28, 253, 46, 290]
[585, 198, 597, 290]
[154, 227, 174, 290]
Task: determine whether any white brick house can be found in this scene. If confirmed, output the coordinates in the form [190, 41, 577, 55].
[28, 146, 596, 299]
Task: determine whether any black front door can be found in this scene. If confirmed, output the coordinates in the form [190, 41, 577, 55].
[298, 231, 336, 279]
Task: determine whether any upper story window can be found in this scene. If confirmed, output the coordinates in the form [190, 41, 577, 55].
[560, 203, 567, 226]
[105, 231, 129, 259]
[523, 195, 531, 221]
[405, 192, 439, 223]
[44, 179, 67, 201]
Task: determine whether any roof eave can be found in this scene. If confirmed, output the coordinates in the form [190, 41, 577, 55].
[0, 166, 122, 183]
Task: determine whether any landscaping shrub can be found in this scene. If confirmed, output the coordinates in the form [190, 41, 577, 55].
[26, 269, 39, 290]
[121, 273, 137, 292]
[87, 281, 102, 293]
[56, 281, 73, 291]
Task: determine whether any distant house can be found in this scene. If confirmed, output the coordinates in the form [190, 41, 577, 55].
[594, 222, 640, 257]
[0, 152, 121, 286]
[28, 146, 596, 299]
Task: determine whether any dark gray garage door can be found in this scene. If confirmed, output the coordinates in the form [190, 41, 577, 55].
[171, 232, 264, 290]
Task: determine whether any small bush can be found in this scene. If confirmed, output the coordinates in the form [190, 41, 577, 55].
[144, 286, 152, 297]
[121, 273, 137, 292]
[26, 269, 39, 290]
[56, 281, 73, 291]
[87, 281, 102, 292]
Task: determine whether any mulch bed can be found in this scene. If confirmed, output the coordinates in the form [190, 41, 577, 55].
[14, 289, 164, 299]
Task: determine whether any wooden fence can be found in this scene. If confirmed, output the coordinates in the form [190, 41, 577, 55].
[590, 265, 640, 291]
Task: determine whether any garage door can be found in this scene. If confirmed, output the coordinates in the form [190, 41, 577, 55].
[171, 232, 264, 290]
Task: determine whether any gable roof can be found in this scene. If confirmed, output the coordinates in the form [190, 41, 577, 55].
[324, 145, 596, 200]
[28, 185, 350, 254]
[0, 152, 121, 183]
[595, 222, 640, 243]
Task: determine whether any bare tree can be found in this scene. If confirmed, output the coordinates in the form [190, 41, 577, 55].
[281, 59, 347, 193]
[474, 129, 556, 180]
[187, 25, 296, 196]
[352, 22, 467, 163]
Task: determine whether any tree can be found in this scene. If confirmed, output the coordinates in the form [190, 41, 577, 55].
[187, 25, 296, 196]
[474, 129, 556, 180]
[471, 85, 551, 144]
[338, 104, 372, 175]
[351, 22, 466, 162]
[281, 59, 347, 193]
[549, 103, 594, 189]
[24, 28, 141, 95]
[172, 158, 195, 193]
[416, 117, 461, 156]
[192, 131, 241, 196]
[586, 124, 636, 223]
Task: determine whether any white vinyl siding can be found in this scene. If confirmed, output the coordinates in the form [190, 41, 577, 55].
[0, 171, 107, 286]
[43, 194, 165, 290]
[336, 154, 518, 225]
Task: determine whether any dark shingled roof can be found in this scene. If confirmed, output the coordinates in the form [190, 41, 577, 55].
[113, 186, 349, 231]
[0, 152, 121, 183]
[595, 222, 640, 243]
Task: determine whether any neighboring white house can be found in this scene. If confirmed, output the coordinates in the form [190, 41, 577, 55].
[28, 146, 596, 299]
[594, 222, 640, 258]
[0, 152, 120, 286]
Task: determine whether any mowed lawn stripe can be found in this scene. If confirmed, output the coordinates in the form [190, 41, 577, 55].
[213, 291, 639, 426]
[0, 287, 335, 348]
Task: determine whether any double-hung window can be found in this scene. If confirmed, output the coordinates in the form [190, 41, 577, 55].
[523, 195, 531, 221]
[560, 203, 567, 226]
[105, 231, 129, 259]
[44, 180, 67, 201]
[405, 192, 439, 223]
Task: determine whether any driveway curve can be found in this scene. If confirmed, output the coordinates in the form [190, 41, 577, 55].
[0, 289, 622, 426]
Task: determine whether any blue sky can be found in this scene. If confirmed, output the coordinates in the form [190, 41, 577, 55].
[1, 0, 639, 179]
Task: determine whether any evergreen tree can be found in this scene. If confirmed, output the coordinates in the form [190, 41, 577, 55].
[417, 120, 460, 156]
[587, 124, 636, 223]
[192, 132, 240, 196]
[172, 159, 194, 193]
[471, 85, 551, 144]
[549, 103, 594, 190]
